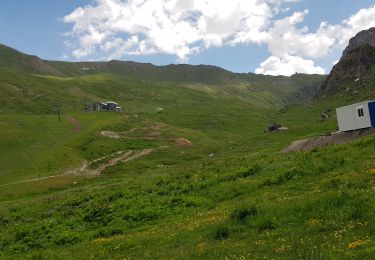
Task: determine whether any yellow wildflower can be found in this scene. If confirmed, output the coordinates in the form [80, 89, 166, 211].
[347, 239, 370, 249]
[275, 244, 292, 254]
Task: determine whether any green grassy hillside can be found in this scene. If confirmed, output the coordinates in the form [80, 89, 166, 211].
[0, 65, 277, 185]
[1, 94, 375, 259]
[0, 44, 61, 76]
[0, 45, 325, 103]
[0, 43, 374, 259]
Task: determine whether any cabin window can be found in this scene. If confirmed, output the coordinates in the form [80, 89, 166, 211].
[357, 106, 365, 118]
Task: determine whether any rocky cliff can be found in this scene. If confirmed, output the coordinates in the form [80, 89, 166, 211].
[343, 27, 375, 55]
[319, 27, 375, 96]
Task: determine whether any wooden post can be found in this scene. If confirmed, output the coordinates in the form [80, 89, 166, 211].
[57, 105, 61, 123]
[84, 98, 88, 112]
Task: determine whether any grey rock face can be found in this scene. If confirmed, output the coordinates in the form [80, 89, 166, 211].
[318, 27, 375, 96]
[343, 27, 375, 55]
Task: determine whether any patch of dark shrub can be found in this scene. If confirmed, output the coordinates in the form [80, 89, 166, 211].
[213, 225, 230, 240]
[122, 209, 160, 222]
[94, 227, 124, 238]
[231, 206, 257, 223]
[54, 234, 81, 246]
[257, 219, 277, 232]
[260, 168, 300, 187]
[238, 164, 261, 178]
[83, 207, 113, 225]
[108, 191, 124, 202]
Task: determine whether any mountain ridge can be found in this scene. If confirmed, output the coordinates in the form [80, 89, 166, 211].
[0, 42, 326, 112]
[0, 42, 325, 84]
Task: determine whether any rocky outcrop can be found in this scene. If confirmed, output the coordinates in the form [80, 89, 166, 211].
[343, 27, 375, 56]
[318, 27, 375, 96]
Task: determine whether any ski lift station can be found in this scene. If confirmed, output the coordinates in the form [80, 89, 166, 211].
[336, 100, 375, 132]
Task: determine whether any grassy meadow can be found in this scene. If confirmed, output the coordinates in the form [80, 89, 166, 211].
[0, 59, 374, 259]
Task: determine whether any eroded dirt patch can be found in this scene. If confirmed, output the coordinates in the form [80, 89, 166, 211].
[282, 128, 375, 153]
[0, 148, 156, 187]
[101, 123, 193, 146]
[174, 138, 193, 146]
[93, 149, 154, 175]
[100, 131, 121, 139]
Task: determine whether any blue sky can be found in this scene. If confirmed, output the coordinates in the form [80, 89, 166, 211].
[0, 0, 375, 75]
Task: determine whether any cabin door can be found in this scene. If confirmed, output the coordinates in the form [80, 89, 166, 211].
[369, 101, 375, 128]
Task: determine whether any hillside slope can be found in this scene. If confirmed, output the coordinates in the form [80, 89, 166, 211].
[0, 43, 325, 110]
[0, 44, 62, 76]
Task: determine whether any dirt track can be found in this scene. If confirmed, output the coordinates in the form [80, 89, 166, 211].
[100, 124, 193, 146]
[0, 149, 155, 187]
[93, 149, 154, 175]
[282, 128, 375, 153]
[100, 131, 121, 139]
[2, 123, 192, 187]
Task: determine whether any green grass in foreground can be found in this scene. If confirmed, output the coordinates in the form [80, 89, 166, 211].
[0, 134, 374, 259]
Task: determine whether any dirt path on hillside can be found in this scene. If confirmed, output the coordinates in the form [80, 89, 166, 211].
[1, 122, 193, 187]
[93, 149, 154, 175]
[0, 161, 89, 188]
[282, 128, 375, 153]
[0, 148, 156, 187]
[100, 131, 121, 139]
[100, 123, 193, 146]
[142, 136, 193, 146]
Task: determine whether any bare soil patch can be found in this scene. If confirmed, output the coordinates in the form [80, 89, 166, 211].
[282, 128, 375, 153]
[101, 123, 193, 146]
[100, 131, 121, 139]
[93, 149, 154, 175]
[174, 138, 193, 146]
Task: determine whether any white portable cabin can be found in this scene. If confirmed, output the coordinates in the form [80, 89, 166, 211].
[336, 100, 375, 132]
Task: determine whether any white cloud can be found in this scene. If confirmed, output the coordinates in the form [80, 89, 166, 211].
[255, 55, 325, 76]
[62, 0, 291, 61]
[260, 10, 336, 58]
[249, 5, 375, 62]
[249, 4, 375, 75]
[62, 1, 375, 75]
[344, 5, 375, 31]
